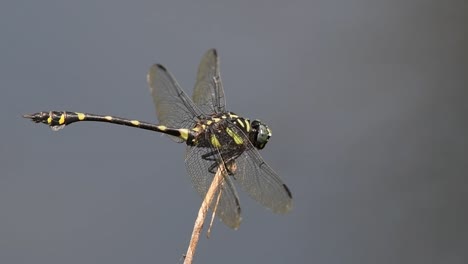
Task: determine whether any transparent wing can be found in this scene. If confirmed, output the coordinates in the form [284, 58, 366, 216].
[192, 49, 226, 115]
[230, 126, 293, 213]
[185, 145, 242, 229]
[147, 64, 203, 135]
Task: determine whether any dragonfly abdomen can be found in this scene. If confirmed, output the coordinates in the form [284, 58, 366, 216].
[23, 111, 194, 142]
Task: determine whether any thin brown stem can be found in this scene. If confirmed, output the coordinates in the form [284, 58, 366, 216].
[207, 183, 223, 239]
[183, 165, 225, 264]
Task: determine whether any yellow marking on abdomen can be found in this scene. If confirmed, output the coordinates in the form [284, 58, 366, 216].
[76, 112, 86, 120]
[47, 116, 52, 124]
[210, 134, 221, 148]
[236, 119, 245, 128]
[130, 120, 140, 126]
[58, 114, 66, 125]
[226, 127, 243, 145]
[229, 113, 239, 118]
[104, 116, 113, 121]
[179, 129, 189, 141]
[157, 125, 167, 131]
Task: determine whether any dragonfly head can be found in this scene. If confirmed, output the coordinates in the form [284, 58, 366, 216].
[250, 120, 272, 150]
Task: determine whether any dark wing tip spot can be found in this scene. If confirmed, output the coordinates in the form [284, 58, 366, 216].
[156, 64, 167, 71]
[211, 48, 218, 57]
[235, 196, 242, 214]
[283, 184, 292, 199]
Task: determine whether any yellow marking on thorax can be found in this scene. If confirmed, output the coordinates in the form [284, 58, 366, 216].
[130, 120, 140, 126]
[76, 112, 86, 120]
[245, 119, 251, 132]
[210, 134, 221, 148]
[212, 117, 221, 122]
[104, 116, 113, 121]
[193, 124, 206, 132]
[236, 119, 245, 128]
[206, 120, 213, 125]
[229, 113, 239, 118]
[226, 127, 244, 145]
[58, 114, 66, 125]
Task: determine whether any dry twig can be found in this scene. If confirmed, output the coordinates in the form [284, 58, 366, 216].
[183, 165, 225, 264]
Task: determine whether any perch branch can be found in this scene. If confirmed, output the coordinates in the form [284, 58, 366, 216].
[183, 165, 225, 264]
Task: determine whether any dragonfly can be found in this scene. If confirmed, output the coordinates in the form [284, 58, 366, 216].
[23, 49, 292, 229]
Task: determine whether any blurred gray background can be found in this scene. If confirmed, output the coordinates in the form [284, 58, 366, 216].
[1, 1, 467, 263]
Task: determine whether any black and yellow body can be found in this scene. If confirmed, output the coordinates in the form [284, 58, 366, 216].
[23, 110, 267, 151]
[24, 111, 194, 143]
[23, 49, 292, 229]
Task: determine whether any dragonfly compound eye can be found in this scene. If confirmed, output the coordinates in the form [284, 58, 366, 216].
[251, 120, 271, 149]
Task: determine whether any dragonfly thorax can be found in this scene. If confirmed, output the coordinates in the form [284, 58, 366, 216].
[188, 112, 272, 150]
